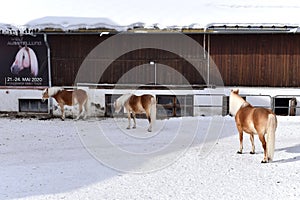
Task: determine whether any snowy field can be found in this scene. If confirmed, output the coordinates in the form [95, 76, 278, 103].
[0, 115, 299, 200]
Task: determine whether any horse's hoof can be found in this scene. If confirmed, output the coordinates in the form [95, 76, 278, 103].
[237, 151, 242, 154]
[132, 126, 136, 129]
[147, 129, 152, 132]
[126, 127, 130, 129]
[250, 151, 255, 154]
[261, 160, 268, 163]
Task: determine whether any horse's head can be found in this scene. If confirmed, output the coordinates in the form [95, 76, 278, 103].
[10, 47, 39, 77]
[41, 88, 49, 102]
[114, 99, 122, 113]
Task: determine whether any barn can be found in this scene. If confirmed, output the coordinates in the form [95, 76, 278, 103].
[1, 14, 300, 117]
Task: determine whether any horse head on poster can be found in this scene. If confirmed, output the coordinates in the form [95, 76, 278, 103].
[10, 46, 38, 77]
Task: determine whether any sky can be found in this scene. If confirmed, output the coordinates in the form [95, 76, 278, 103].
[1, 0, 300, 27]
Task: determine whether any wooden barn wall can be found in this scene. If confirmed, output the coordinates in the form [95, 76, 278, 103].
[210, 34, 300, 87]
[48, 34, 206, 86]
[47, 33, 300, 87]
[48, 34, 108, 86]
[99, 48, 206, 85]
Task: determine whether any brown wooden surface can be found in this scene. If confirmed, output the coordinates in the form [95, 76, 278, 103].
[47, 33, 300, 87]
[210, 34, 300, 87]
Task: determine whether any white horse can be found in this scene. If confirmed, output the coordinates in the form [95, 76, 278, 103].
[11, 46, 38, 77]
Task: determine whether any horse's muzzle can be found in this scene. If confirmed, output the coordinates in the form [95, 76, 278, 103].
[11, 65, 21, 75]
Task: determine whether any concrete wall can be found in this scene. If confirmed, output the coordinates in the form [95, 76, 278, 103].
[1, 87, 300, 117]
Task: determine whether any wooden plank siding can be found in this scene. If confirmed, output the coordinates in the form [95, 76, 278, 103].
[48, 34, 109, 86]
[210, 34, 300, 87]
[47, 33, 300, 87]
[99, 48, 206, 85]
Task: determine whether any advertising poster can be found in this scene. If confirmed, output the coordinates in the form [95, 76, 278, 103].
[0, 35, 48, 86]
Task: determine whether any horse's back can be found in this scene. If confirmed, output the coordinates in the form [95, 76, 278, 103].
[253, 107, 276, 130]
[141, 94, 154, 105]
[73, 89, 87, 99]
[236, 106, 275, 134]
[128, 94, 154, 113]
[56, 89, 87, 106]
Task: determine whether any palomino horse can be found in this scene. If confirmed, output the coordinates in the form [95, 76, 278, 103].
[114, 94, 156, 132]
[42, 87, 89, 120]
[229, 89, 277, 163]
[11, 46, 38, 77]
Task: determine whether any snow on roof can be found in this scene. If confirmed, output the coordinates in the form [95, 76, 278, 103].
[25, 16, 126, 32]
[1, 1, 300, 34]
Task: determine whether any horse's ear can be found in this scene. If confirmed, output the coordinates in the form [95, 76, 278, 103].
[231, 89, 239, 94]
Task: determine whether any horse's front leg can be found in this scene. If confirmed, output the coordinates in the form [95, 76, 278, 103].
[126, 112, 131, 129]
[250, 133, 255, 154]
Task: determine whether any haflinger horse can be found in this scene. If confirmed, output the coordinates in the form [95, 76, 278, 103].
[114, 94, 156, 132]
[229, 89, 277, 163]
[11, 46, 38, 77]
[42, 87, 89, 120]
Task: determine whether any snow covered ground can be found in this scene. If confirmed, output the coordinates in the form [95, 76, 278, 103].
[0, 115, 299, 200]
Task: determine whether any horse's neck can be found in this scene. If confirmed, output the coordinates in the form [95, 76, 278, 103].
[230, 95, 248, 116]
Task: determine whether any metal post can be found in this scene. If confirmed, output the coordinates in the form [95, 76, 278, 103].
[44, 33, 53, 115]
[207, 34, 210, 86]
[150, 61, 156, 85]
[155, 63, 157, 85]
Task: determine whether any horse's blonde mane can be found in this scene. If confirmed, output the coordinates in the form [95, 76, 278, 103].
[229, 89, 248, 116]
[116, 93, 133, 106]
[27, 47, 38, 77]
[47, 87, 64, 97]
[114, 93, 133, 113]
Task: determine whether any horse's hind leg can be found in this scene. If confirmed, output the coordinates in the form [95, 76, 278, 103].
[127, 112, 131, 129]
[237, 128, 243, 154]
[75, 104, 83, 120]
[258, 133, 268, 163]
[146, 111, 152, 132]
[250, 134, 255, 154]
[59, 104, 65, 120]
[83, 100, 88, 119]
[132, 113, 136, 129]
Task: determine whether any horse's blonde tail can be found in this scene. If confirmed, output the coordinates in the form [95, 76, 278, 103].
[150, 96, 156, 124]
[266, 114, 277, 161]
